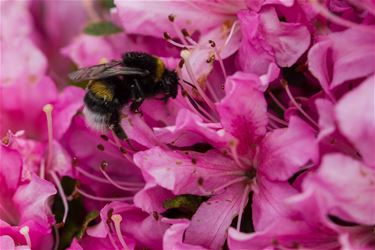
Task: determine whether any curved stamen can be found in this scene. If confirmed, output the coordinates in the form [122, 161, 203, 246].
[224, 21, 239, 47]
[74, 166, 144, 187]
[50, 171, 69, 225]
[20, 226, 32, 248]
[39, 159, 46, 179]
[268, 91, 286, 111]
[53, 225, 59, 250]
[43, 104, 54, 170]
[209, 40, 228, 80]
[282, 81, 319, 129]
[181, 50, 218, 117]
[108, 224, 120, 250]
[111, 214, 130, 250]
[267, 113, 288, 127]
[229, 140, 248, 170]
[100, 166, 142, 192]
[236, 184, 251, 231]
[168, 14, 189, 46]
[76, 187, 134, 202]
[211, 176, 247, 195]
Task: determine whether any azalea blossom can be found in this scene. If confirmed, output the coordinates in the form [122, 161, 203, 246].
[1, 0, 374, 249]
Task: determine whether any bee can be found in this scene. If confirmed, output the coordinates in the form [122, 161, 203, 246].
[68, 52, 179, 141]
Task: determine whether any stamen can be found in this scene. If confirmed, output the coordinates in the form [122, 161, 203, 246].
[205, 80, 220, 103]
[282, 80, 319, 129]
[20, 226, 31, 248]
[181, 28, 198, 46]
[53, 225, 59, 250]
[76, 187, 134, 202]
[100, 165, 142, 192]
[236, 184, 251, 231]
[268, 91, 286, 111]
[209, 40, 228, 79]
[39, 159, 46, 179]
[211, 176, 247, 195]
[168, 14, 189, 46]
[74, 166, 143, 187]
[309, 0, 375, 34]
[224, 21, 239, 47]
[180, 50, 218, 116]
[228, 140, 248, 170]
[175, 67, 217, 122]
[267, 113, 288, 127]
[111, 214, 130, 250]
[164, 32, 195, 49]
[82, 0, 100, 22]
[108, 224, 120, 250]
[50, 171, 68, 225]
[43, 104, 54, 170]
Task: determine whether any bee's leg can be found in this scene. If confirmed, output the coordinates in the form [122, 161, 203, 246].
[108, 112, 133, 148]
[130, 79, 145, 114]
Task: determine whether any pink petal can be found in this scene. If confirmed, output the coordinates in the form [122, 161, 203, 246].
[134, 147, 238, 195]
[163, 220, 208, 250]
[153, 109, 228, 148]
[52, 86, 84, 140]
[114, 0, 226, 39]
[133, 182, 174, 213]
[335, 75, 375, 167]
[297, 154, 375, 225]
[259, 117, 318, 181]
[217, 72, 268, 156]
[12, 174, 56, 226]
[315, 98, 335, 141]
[184, 185, 245, 249]
[252, 177, 297, 231]
[0, 146, 22, 194]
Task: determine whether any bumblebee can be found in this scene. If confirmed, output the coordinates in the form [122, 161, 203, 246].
[68, 52, 179, 141]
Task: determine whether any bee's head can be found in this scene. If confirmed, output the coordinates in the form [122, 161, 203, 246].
[162, 70, 179, 98]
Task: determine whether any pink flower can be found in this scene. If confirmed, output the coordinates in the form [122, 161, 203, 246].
[0, 145, 57, 249]
[237, 7, 310, 75]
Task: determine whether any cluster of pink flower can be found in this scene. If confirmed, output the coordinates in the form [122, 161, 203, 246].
[1, 0, 374, 249]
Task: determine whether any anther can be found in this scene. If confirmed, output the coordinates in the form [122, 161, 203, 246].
[100, 134, 109, 141]
[119, 146, 127, 154]
[181, 28, 190, 37]
[163, 32, 172, 40]
[208, 40, 216, 47]
[20, 226, 32, 248]
[168, 14, 175, 22]
[71, 157, 78, 167]
[178, 59, 185, 68]
[100, 160, 109, 169]
[97, 144, 105, 151]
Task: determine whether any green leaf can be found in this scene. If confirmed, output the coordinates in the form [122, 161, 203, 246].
[100, 0, 115, 9]
[76, 210, 99, 239]
[84, 21, 123, 36]
[162, 194, 208, 219]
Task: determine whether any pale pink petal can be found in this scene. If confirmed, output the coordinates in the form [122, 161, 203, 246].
[184, 184, 245, 249]
[259, 117, 318, 181]
[335, 75, 375, 167]
[12, 174, 56, 226]
[134, 147, 238, 195]
[133, 182, 174, 213]
[53, 86, 84, 140]
[217, 72, 268, 155]
[296, 154, 375, 225]
[252, 177, 297, 231]
[315, 98, 335, 141]
[163, 220, 208, 250]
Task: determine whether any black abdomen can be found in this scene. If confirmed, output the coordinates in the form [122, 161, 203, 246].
[122, 52, 158, 78]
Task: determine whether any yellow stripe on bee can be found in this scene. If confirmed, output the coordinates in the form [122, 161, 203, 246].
[89, 81, 113, 101]
[155, 57, 165, 81]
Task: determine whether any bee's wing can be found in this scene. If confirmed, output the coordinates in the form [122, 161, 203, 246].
[68, 61, 149, 81]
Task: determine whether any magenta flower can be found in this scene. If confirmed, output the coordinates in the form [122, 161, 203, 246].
[0, 145, 56, 249]
[1, 1, 374, 249]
